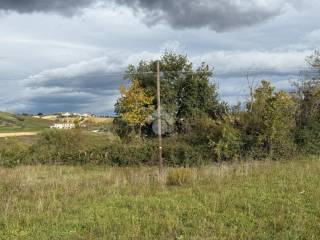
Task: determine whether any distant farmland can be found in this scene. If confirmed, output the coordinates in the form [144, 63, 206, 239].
[0, 112, 114, 134]
[0, 112, 51, 133]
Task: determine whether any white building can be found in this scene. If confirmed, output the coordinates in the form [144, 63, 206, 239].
[81, 113, 91, 118]
[61, 112, 71, 117]
[50, 123, 76, 129]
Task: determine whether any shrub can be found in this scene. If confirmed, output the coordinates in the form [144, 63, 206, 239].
[166, 168, 194, 186]
[0, 139, 28, 167]
[296, 122, 320, 155]
[208, 120, 242, 161]
[163, 141, 209, 166]
[29, 129, 82, 164]
[103, 140, 156, 166]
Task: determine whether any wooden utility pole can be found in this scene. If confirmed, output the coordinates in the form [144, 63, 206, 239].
[156, 61, 163, 173]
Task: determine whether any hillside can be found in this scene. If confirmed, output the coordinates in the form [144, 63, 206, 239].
[0, 112, 52, 132]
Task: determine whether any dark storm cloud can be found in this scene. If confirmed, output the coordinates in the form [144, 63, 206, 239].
[24, 90, 118, 114]
[117, 0, 283, 31]
[24, 72, 122, 113]
[29, 91, 95, 104]
[27, 73, 122, 94]
[0, 0, 96, 15]
[0, 0, 285, 31]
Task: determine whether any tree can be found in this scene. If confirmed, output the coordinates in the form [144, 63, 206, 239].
[115, 80, 154, 137]
[294, 50, 320, 153]
[123, 51, 225, 134]
[243, 80, 297, 158]
[299, 50, 320, 124]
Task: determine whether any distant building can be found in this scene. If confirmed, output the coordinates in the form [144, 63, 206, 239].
[61, 112, 71, 118]
[81, 113, 91, 118]
[50, 123, 75, 129]
[59, 112, 94, 118]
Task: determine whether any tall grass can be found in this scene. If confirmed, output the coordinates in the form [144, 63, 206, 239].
[0, 157, 320, 239]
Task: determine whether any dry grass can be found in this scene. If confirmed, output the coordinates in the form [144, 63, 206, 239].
[84, 117, 113, 125]
[0, 132, 39, 138]
[34, 115, 58, 121]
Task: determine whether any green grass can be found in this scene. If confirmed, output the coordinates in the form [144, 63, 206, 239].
[0, 112, 51, 132]
[0, 157, 320, 239]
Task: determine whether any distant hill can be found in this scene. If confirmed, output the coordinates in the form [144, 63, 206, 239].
[0, 112, 52, 132]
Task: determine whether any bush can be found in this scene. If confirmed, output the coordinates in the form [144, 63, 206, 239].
[296, 122, 320, 155]
[29, 129, 82, 164]
[102, 140, 156, 166]
[163, 140, 209, 166]
[208, 120, 242, 161]
[166, 168, 194, 186]
[182, 116, 242, 162]
[0, 139, 28, 167]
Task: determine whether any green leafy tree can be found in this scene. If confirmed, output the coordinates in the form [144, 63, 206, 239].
[243, 80, 297, 158]
[123, 51, 225, 133]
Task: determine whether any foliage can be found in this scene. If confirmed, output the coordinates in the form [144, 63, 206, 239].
[163, 139, 210, 166]
[29, 129, 83, 164]
[208, 119, 242, 161]
[242, 81, 297, 158]
[293, 50, 320, 154]
[181, 115, 242, 161]
[296, 121, 320, 154]
[115, 80, 154, 136]
[0, 130, 212, 167]
[0, 139, 27, 167]
[121, 51, 225, 134]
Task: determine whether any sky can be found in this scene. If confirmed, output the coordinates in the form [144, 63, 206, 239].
[0, 0, 319, 114]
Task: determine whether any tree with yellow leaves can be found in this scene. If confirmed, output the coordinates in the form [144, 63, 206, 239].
[115, 80, 154, 137]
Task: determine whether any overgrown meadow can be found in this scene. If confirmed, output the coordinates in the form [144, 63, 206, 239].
[1, 157, 320, 239]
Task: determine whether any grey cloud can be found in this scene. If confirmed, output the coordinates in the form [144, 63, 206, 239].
[0, 0, 289, 31]
[28, 73, 123, 94]
[25, 56, 126, 94]
[0, 0, 97, 15]
[118, 0, 284, 31]
[24, 89, 119, 114]
[29, 91, 96, 105]
[192, 50, 310, 78]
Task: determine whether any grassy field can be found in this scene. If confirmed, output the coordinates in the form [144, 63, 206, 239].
[0, 112, 51, 133]
[0, 157, 319, 239]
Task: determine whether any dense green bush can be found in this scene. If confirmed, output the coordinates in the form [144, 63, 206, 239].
[103, 140, 156, 166]
[207, 120, 242, 161]
[28, 129, 83, 164]
[0, 139, 28, 167]
[0, 129, 215, 167]
[163, 141, 210, 166]
[296, 122, 320, 155]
